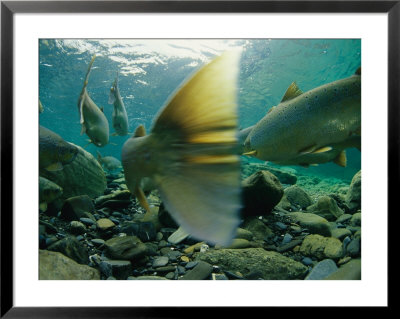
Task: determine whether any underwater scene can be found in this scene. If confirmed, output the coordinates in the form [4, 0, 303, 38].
[39, 39, 361, 280]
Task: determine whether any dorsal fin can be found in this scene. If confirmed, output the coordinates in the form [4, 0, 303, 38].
[133, 125, 146, 137]
[281, 82, 303, 103]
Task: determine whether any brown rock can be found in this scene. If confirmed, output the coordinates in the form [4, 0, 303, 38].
[96, 218, 116, 231]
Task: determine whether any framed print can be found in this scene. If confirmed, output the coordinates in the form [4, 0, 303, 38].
[1, 0, 395, 316]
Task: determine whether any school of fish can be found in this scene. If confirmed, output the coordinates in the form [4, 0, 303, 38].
[39, 52, 361, 246]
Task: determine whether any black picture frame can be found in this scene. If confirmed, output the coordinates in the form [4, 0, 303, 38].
[1, 1, 395, 317]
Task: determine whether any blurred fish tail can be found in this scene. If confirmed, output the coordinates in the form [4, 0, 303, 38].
[122, 51, 242, 245]
[152, 51, 242, 245]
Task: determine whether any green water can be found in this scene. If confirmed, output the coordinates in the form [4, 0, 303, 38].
[39, 39, 361, 183]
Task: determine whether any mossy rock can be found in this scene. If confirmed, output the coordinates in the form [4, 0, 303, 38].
[196, 248, 308, 280]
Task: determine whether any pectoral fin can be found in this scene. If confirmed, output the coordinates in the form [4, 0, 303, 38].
[243, 150, 257, 156]
[134, 185, 151, 214]
[108, 91, 116, 104]
[80, 123, 86, 135]
[83, 141, 92, 148]
[79, 98, 85, 124]
[299, 145, 316, 155]
[299, 145, 332, 155]
[311, 146, 333, 154]
[46, 162, 63, 172]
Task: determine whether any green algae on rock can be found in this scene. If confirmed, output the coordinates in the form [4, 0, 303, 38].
[288, 212, 332, 237]
[306, 195, 344, 221]
[196, 248, 308, 280]
[299, 234, 344, 260]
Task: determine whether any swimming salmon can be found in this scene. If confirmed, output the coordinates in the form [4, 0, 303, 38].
[39, 125, 78, 172]
[109, 71, 129, 136]
[78, 55, 109, 147]
[96, 151, 122, 172]
[243, 67, 361, 167]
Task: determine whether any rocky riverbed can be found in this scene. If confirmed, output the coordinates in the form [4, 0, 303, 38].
[39, 161, 361, 280]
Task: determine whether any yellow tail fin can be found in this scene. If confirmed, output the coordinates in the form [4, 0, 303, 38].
[151, 51, 242, 246]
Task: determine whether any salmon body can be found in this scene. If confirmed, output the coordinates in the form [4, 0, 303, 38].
[244, 69, 361, 166]
[78, 55, 109, 147]
[96, 151, 122, 172]
[109, 72, 129, 136]
[39, 125, 78, 171]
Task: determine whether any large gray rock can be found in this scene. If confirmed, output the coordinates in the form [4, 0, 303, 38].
[39, 250, 100, 280]
[241, 170, 284, 217]
[306, 196, 344, 221]
[288, 212, 332, 237]
[196, 248, 308, 280]
[325, 258, 361, 280]
[305, 259, 338, 280]
[178, 261, 213, 280]
[345, 170, 361, 213]
[40, 143, 106, 199]
[284, 185, 312, 209]
[299, 234, 344, 261]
